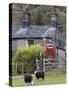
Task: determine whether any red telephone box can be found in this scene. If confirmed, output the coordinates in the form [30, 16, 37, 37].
[44, 44, 56, 63]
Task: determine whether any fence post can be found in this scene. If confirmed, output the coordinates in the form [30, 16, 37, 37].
[43, 58, 45, 72]
[36, 58, 39, 71]
[22, 62, 23, 76]
[16, 63, 17, 75]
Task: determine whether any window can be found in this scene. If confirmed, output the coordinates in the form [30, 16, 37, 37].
[28, 40, 34, 46]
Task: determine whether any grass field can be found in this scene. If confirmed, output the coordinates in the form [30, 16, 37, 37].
[12, 71, 66, 87]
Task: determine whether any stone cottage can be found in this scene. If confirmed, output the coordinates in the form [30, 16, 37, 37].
[11, 9, 65, 52]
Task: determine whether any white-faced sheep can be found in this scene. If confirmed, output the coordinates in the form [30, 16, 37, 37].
[34, 71, 45, 80]
[24, 73, 34, 86]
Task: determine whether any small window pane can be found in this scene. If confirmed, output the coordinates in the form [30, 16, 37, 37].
[28, 40, 34, 46]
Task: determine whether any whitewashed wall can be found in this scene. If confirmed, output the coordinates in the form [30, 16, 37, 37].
[12, 39, 44, 52]
[12, 39, 27, 51]
[35, 39, 44, 46]
[12, 40, 17, 52]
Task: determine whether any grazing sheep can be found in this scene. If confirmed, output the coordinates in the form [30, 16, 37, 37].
[24, 73, 33, 86]
[34, 71, 45, 80]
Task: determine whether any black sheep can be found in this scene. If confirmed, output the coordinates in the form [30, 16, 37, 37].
[35, 71, 44, 80]
[24, 73, 33, 85]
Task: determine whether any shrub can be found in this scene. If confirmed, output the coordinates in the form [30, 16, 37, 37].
[13, 44, 43, 73]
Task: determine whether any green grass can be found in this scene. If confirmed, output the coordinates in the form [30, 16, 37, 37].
[12, 71, 66, 87]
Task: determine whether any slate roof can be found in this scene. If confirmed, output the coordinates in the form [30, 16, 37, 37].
[12, 25, 56, 39]
[11, 25, 65, 49]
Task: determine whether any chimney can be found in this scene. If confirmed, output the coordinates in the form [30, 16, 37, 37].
[21, 9, 31, 28]
[51, 6, 58, 26]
